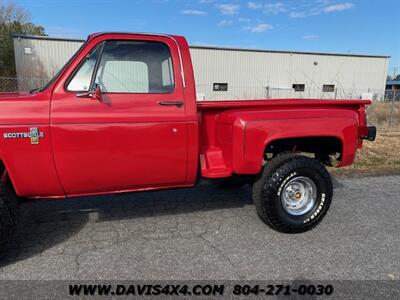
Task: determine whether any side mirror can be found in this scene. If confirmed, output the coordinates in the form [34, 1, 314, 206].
[92, 84, 102, 101]
[77, 84, 102, 101]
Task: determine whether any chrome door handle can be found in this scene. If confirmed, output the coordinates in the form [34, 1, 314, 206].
[158, 100, 184, 107]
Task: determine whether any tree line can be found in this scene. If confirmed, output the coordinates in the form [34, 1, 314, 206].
[0, 1, 46, 77]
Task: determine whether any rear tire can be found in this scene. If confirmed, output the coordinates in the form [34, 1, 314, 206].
[0, 182, 19, 258]
[252, 154, 332, 233]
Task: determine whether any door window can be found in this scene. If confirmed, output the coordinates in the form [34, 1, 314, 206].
[94, 40, 175, 93]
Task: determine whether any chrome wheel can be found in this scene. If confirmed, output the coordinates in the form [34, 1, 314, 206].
[281, 176, 317, 216]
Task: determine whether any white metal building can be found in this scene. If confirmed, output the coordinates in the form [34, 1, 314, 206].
[13, 34, 389, 100]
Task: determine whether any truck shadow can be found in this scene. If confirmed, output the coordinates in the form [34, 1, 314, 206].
[0, 182, 253, 267]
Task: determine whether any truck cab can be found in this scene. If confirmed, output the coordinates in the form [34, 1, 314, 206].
[1, 33, 200, 197]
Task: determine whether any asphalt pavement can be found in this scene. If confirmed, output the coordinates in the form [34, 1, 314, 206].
[0, 175, 399, 281]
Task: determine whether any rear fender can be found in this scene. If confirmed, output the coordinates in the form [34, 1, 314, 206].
[222, 109, 359, 174]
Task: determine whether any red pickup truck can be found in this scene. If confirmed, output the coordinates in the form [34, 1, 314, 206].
[0, 32, 376, 254]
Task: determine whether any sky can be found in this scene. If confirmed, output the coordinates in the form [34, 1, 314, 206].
[10, 0, 400, 71]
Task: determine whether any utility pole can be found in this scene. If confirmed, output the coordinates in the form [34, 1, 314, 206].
[389, 66, 397, 130]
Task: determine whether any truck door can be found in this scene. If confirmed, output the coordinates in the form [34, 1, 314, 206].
[50, 35, 188, 195]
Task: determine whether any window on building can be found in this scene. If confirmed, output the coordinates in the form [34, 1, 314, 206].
[323, 84, 335, 92]
[213, 83, 228, 91]
[292, 84, 305, 92]
[67, 46, 100, 91]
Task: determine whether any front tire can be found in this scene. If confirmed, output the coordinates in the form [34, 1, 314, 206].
[252, 154, 332, 233]
[0, 182, 18, 258]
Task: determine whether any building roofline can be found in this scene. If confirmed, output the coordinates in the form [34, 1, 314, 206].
[190, 45, 390, 59]
[12, 33, 391, 59]
[386, 80, 400, 85]
[12, 34, 85, 43]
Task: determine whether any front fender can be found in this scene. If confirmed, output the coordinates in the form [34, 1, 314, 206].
[0, 125, 64, 197]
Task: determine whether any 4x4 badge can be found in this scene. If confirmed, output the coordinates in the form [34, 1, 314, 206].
[29, 128, 42, 144]
[3, 127, 44, 145]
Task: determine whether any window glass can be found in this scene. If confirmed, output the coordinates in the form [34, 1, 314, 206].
[161, 57, 174, 87]
[213, 83, 228, 91]
[98, 61, 149, 93]
[323, 84, 335, 92]
[67, 47, 99, 91]
[292, 84, 305, 92]
[94, 40, 175, 93]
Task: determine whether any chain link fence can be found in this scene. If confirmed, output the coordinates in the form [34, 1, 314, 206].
[197, 83, 399, 131]
[0, 76, 398, 130]
[367, 94, 400, 131]
[196, 84, 387, 101]
[0, 76, 47, 92]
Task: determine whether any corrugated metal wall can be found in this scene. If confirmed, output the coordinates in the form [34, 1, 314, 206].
[13, 36, 388, 100]
[190, 47, 388, 100]
[13, 36, 83, 90]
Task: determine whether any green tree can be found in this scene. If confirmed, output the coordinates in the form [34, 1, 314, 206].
[0, 1, 46, 76]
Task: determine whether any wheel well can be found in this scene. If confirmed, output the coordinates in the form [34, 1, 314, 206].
[0, 160, 10, 184]
[264, 136, 342, 166]
[0, 160, 20, 199]
[0, 160, 5, 176]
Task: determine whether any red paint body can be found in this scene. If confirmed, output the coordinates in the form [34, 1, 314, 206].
[0, 33, 372, 199]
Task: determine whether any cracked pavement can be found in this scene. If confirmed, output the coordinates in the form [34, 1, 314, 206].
[0, 175, 399, 280]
